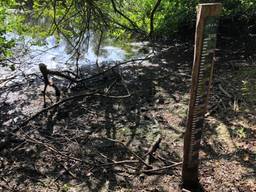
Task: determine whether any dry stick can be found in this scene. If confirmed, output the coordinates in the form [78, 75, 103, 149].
[141, 162, 182, 174]
[144, 134, 162, 157]
[40, 63, 78, 82]
[156, 154, 181, 165]
[104, 79, 118, 94]
[77, 57, 152, 83]
[96, 150, 140, 167]
[29, 45, 59, 59]
[143, 135, 162, 173]
[97, 160, 140, 167]
[105, 138, 152, 168]
[20, 91, 131, 127]
[20, 91, 97, 127]
[54, 157, 77, 178]
[21, 133, 141, 169]
[218, 83, 232, 98]
[23, 135, 93, 164]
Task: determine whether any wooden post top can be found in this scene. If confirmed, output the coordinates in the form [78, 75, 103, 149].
[199, 3, 222, 6]
[197, 3, 222, 17]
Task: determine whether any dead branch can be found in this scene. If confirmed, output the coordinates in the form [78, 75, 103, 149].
[155, 154, 181, 165]
[105, 138, 152, 169]
[39, 63, 81, 107]
[218, 83, 232, 98]
[144, 134, 162, 157]
[39, 63, 77, 82]
[21, 134, 94, 165]
[78, 57, 152, 83]
[57, 161, 77, 178]
[20, 91, 131, 127]
[96, 150, 140, 167]
[19, 132, 142, 169]
[20, 91, 97, 127]
[141, 162, 182, 174]
[97, 160, 140, 167]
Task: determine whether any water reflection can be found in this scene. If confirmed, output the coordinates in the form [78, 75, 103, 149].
[1, 30, 150, 82]
[6, 33, 126, 70]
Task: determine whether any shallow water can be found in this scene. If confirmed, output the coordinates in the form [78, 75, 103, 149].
[1, 32, 148, 80]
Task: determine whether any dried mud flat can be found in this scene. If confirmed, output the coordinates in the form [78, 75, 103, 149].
[0, 41, 255, 192]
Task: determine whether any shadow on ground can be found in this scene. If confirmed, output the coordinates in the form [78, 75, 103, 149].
[0, 33, 256, 191]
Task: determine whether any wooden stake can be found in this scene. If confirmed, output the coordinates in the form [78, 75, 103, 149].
[182, 3, 222, 190]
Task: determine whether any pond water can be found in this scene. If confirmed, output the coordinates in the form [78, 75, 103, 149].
[0, 30, 148, 82]
[1, 32, 149, 80]
[1, 9, 152, 80]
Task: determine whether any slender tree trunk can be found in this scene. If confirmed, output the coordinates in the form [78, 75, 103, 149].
[96, 30, 104, 70]
[149, 0, 162, 40]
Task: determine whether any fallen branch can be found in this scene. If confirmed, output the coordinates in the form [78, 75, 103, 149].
[97, 160, 140, 167]
[20, 91, 96, 127]
[141, 162, 182, 174]
[105, 138, 152, 169]
[218, 83, 232, 98]
[96, 150, 140, 166]
[77, 57, 153, 83]
[20, 91, 131, 127]
[156, 154, 181, 165]
[21, 134, 94, 165]
[144, 134, 162, 157]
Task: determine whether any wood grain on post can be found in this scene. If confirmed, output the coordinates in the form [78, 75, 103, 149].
[182, 3, 222, 190]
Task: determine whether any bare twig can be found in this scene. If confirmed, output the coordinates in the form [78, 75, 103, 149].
[22, 134, 94, 165]
[141, 162, 182, 174]
[20, 91, 97, 126]
[218, 83, 232, 98]
[105, 138, 152, 168]
[78, 57, 152, 83]
[144, 134, 162, 157]
[20, 90, 131, 127]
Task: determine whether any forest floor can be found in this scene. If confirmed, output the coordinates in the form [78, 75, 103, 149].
[0, 36, 255, 192]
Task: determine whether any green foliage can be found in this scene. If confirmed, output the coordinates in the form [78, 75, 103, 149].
[223, 0, 256, 17]
[154, 0, 199, 37]
[231, 126, 247, 139]
[1, 0, 255, 56]
[0, 4, 15, 61]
